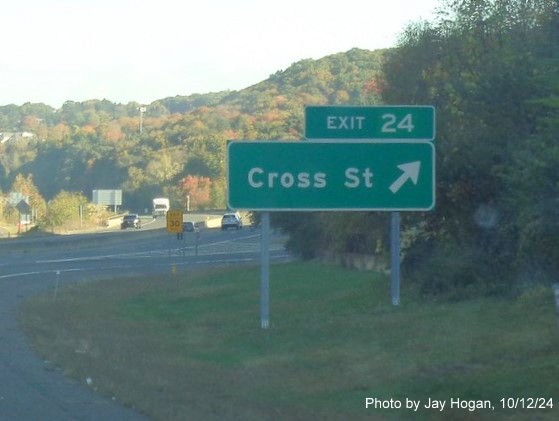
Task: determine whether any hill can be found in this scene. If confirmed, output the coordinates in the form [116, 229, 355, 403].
[0, 48, 385, 210]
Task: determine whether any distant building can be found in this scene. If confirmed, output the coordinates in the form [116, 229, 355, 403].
[0, 132, 35, 144]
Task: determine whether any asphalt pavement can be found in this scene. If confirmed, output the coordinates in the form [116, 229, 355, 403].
[0, 272, 148, 421]
[0, 225, 289, 420]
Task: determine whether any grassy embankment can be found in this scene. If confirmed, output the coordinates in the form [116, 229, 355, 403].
[19, 262, 559, 420]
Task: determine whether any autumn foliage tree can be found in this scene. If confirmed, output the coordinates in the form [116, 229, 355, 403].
[0, 48, 386, 228]
[178, 175, 212, 211]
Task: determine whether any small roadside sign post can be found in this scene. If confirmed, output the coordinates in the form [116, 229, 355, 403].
[166, 210, 183, 261]
[260, 212, 270, 329]
[166, 210, 183, 233]
[390, 212, 401, 306]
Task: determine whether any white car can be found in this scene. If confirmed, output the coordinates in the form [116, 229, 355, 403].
[221, 213, 242, 230]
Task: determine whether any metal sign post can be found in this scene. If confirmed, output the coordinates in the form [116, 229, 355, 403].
[260, 212, 270, 329]
[390, 212, 401, 306]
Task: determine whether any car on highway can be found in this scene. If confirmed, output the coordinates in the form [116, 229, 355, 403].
[221, 213, 242, 230]
[182, 221, 196, 232]
[121, 214, 141, 229]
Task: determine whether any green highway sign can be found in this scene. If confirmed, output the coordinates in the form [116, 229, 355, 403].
[305, 105, 435, 140]
[227, 141, 435, 211]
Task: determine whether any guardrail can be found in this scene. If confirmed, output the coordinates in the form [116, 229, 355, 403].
[106, 213, 127, 227]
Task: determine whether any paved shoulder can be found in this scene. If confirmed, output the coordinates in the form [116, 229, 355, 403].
[0, 275, 148, 421]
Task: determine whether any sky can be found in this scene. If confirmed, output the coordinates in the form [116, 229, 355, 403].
[1, 0, 441, 108]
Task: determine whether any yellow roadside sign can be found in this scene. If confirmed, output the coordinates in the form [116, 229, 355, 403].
[166, 209, 183, 233]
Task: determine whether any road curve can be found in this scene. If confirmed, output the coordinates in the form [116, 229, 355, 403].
[0, 226, 289, 420]
[0, 269, 149, 420]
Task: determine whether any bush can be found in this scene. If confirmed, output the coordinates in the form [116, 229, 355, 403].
[402, 238, 516, 300]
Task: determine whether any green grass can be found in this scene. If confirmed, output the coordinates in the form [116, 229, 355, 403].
[19, 262, 559, 420]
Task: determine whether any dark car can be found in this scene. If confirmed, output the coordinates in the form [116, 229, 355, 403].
[121, 214, 141, 229]
[221, 213, 242, 230]
[182, 221, 196, 232]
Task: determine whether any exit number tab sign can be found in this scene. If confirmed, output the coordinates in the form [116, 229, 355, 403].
[305, 105, 435, 141]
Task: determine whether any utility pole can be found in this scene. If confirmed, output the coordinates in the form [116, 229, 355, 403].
[139, 106, 146, 134]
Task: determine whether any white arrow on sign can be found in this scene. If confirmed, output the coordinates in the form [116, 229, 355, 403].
[389, 161, 421, 194]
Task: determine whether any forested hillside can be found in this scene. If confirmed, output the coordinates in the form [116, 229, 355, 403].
[1, 0, 558, 299]
[0, 48, 383, 216]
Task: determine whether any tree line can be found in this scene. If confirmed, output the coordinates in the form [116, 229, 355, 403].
[0, 49, 382, 232]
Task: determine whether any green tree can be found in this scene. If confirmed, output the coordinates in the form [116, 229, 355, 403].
[10, 174, 47, 220]
[382, 0, 559, 296]
[45, 191, 89, 230]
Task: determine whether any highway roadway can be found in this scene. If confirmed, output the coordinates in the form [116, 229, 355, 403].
[0, 220, 290, 420]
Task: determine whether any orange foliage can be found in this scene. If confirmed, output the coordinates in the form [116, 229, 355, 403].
[49, 123, 70, 142]
[105, 122, 124, 142]
[179, 175, 212, 210]
[192, 120, 207, 131]
[223, 129, 238, 139]
[274, 95, 288, 107]
[262, 110, 281, 122]
[81, 125, 96, 134]
[22, 115, 41, 131]
[364, 78, 383, 94]
[334, 90, 350, 103]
